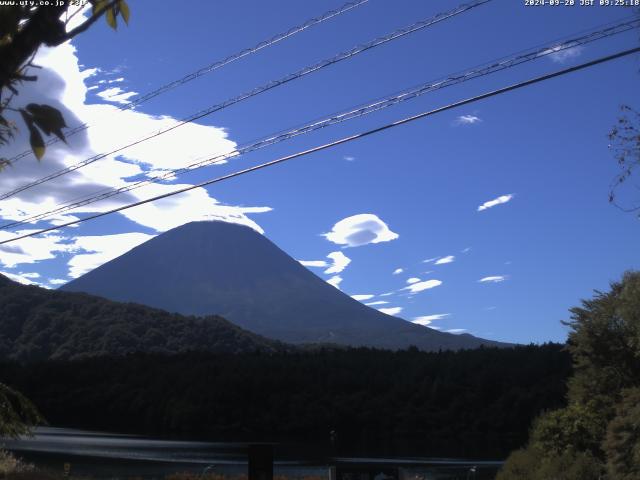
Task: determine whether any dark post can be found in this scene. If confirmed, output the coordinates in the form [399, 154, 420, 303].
[248, 444, 273, 480]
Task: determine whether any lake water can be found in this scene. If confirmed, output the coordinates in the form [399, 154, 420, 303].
[2, 427, 503, 479]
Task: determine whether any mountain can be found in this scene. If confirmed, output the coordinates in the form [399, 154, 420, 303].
[0, 273, 282, 362]
[61, 221, 510, 350]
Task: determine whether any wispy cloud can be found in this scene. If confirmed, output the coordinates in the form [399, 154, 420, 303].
[455, 114, 482, 125]
[366, 301, 389, 306]
[422, 257, 438, 264]
[351, 294, 374, 301]
[479, 275, 508, 283]
[393, 268, 404, 275]
[300, 251, 351, 274]
[378, 306, 403, 316]
[299, 260, 328, 268]
[327, 275, 343, 289]
[435, 255, 455, 265]
[324, 214, 398, 247]
[343, 155, 356, 162]
[48, 278, 68, 286]
[0, 271, 39, 285]
[406, 277, 421, 284]
[541, 44, 584, 64]
[477, 194, 514, 212]
[324, 251, 351, 274]
[95, 86, 138, 105]
[446, 328, 468, 334]
[412, 313, 450, 326]
[461, 247, 472, 253]
[403, 279, 442, 294]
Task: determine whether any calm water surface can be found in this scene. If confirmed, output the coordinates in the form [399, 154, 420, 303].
[2, 427, 502, 479]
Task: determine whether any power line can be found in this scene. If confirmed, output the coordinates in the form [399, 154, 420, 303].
[2, 16, 637, 230]
[0, 0, 492, 200]
[5, 0, 371, 164]
[2, 46, 637, 246]
[0, 17, 640, 229]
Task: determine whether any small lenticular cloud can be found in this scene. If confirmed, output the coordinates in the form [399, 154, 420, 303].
[477, 194, 514, 212]
[435, 255, 455, 265]
[351, 294, 374, 301]
[479, 275, 507, 283]
[455, 114, 482, 125]
[378, 306, 403, 316]
[412, 313, 450, 326]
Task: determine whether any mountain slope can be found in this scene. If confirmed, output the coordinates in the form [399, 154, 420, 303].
[62, 221, 509, 350]
[0, 274, 282, 362]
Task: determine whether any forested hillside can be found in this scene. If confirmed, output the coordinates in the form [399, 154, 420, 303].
[0, 274, 282, 362]
[0, 344, 570, 459]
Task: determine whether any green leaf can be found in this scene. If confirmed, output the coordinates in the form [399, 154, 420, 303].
[25, 103, 67, 143]
[106, 6, 117, 30]
[92, 0, 108, 15]
[119, 0, 130, 25]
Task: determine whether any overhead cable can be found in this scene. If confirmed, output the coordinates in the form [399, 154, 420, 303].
[2, 16, 637, 230]
[1, 45, 637, 245]
[0, 0, 492, 200]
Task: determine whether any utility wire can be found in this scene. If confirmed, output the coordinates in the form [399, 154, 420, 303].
[0, 0, 492, 200]
[1, 46, 637, 246]
[2, 16, 637, 230]
[5, 0, 371, 164]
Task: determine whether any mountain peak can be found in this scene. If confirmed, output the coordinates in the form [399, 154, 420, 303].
[62, 221, 510, 351]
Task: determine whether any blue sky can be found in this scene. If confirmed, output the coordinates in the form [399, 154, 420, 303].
[0, 0, 638, 344]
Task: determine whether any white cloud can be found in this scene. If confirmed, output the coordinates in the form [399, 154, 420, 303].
[324, 214, 398, 247]
[351, 294, 374, 301]
[422, 257, 438, 264]
[412, 313, 450, 326]
[366, 301, 389, 306]
[461, 247, 472, 253]
[406, 277, 421, 284]
[393, 268, 404, 275]
[300, 251, 351, 274]
[327, 275, 343, 289]
[479, 275, 508, 283]
[67, 232, 155, 278]
[95, 86, 138, 105]
[343, 155, 355, 162]
[379, 291, 395, 297]
[435, 255, 455, 265]
[477, 194, 514, 212]
[402, 279, 443, 294]
[324, 251, 351, 274]
[48, 278, 69, 285]
[299, 260, 328, 268]
[541, 44, 584, 63]
[455, 114, 482, 125]
[0, 230, 73, 268]
[0, 271, 39, 285]
[378, 306, 402, 316]
[20, 272, 41, 279]
[0, 41, 273, 274]
[446, 328, 468, 334]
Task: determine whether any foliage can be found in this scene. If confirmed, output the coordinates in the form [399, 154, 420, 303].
[529, 402, 606, 457]
[0, 274, 282, 362]
[0, 382, 43, 438]
[603, 387, 640, 479]
[609, 105, 640, 215]
[0, 0, 130, 164]
[498, 271, 640, 479]
[0, 344, 571, 459]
